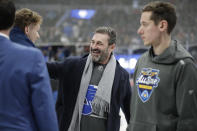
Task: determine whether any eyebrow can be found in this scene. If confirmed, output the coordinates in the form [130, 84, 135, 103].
[91, 39, 103, 44]
[141, 20, 150, 25]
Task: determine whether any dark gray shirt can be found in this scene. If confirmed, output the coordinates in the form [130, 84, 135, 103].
[81, 63, 107, 131]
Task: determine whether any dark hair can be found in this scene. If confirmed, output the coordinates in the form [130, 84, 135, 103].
[14, 8, 43, 33]
[95, 26, 116, 45]
[142, 1, 177, 34]
[0, 0, 15, 30]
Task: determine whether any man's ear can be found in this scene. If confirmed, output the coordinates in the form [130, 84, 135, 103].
[159, 20, 168, 32]
[24, 26, 29, 34]
[110, 43, 116, 51]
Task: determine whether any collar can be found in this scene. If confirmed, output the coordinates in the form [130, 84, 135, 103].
[10, 26, 35, 47]
[0, 32, 9, 39]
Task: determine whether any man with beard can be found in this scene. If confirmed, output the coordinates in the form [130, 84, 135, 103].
[47, 26, 131, 131]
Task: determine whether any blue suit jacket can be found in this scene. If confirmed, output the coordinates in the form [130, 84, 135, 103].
[0, 35, 58, 131]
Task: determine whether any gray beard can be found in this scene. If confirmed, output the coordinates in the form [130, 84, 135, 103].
[92, 52, 109, 63]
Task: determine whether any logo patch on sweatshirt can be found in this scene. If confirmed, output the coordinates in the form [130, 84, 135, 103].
[136, 68, 160, 103]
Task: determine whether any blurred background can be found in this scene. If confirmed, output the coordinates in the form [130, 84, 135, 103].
[14, 0, 197, 63]
[14, 0, 197, 85]
[14, 0, 197, 130]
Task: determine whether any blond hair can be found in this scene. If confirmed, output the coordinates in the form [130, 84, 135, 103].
[14, 8, 42, 32]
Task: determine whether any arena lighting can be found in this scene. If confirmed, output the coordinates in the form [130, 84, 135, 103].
[115, 54, 141, 74]
[70, 9, 95, 19]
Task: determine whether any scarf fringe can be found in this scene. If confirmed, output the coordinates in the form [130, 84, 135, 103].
[91, 96, 109, 118]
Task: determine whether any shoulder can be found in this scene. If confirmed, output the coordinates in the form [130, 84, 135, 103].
[62, 54, 88, 65]
[138, 51, 149, 60]
[176, 57, 195, 67]
[175, 57, 197, 79]
[116, 61, 130, 78]
[178, 58, 197, 72]
[10, 41, 44, 63]
[12, 42, 40, 54]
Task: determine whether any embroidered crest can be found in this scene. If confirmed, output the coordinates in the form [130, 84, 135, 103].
[136, 68, 160, 103]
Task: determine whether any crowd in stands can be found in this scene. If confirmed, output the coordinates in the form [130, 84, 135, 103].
[15, 0, 197, 62]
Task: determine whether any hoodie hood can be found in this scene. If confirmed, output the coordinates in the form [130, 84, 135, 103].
[10, 26, 35, 47]
[149, 40, 193, 64]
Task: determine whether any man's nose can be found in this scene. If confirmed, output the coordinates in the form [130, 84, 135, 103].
[137, 27, 143, 34]
[37, 33, 40, 39]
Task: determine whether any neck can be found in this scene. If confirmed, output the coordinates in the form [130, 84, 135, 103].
[152, 34, 171, 55]
[0, 29, 10, 37]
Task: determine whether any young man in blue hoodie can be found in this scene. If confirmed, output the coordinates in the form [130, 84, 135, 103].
[127, 1, 197, 131]
[10, 8, 42, 47]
